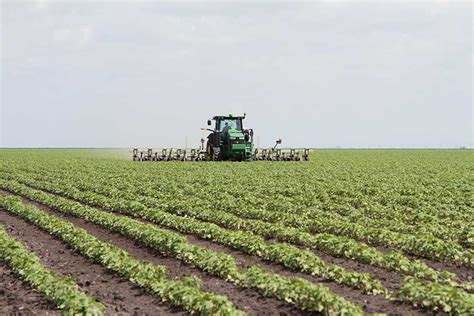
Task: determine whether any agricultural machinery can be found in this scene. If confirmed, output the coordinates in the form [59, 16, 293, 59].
[132, 114, 309, 161]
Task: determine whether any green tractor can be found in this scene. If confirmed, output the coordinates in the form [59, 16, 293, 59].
[204, 114, 254, 161]
[132, 113, 309, 161]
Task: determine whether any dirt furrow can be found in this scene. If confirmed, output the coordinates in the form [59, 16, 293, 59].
[0, 263, 59, 315]
[184, 235, 423, 315]
[2, 191, 304, 316]
[374, 245, 473, 283]
[5, 189, 426, 314]
[0, 208, 183, 315]
[265, 237, 406, 291]
[413, 256, 473, 284]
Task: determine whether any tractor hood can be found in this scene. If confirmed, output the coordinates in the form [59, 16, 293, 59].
[227, 129, 245, 140]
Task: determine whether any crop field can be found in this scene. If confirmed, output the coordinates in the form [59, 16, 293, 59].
[0, 149, 472, 315]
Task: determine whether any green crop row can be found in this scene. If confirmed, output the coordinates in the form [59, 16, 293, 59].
[116, 172, 473, 248]
[15, 172, 474, 294]
[130, 182, 472, 267]
[55, 173, 451, 281]
[5, 166, 471, 268]
[0, 224, 105, 315]
[0, 195, 243, 316]
[6, 157, 472, 250]
[20, 157, 470, 248]
[142, 191, 471, 266]
[8, 150, 474, 244]
[0, 179, 363, 315]
[23, 162, 474, 248]
[397, 277, 474, 315]
[3, 169, 468, 280]
[1, 149, 471, 315]
[5, 174, 386, 295]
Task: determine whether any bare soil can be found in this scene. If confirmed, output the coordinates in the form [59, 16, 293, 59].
[0, 191, 304, 316]
[2, 189, 423, 314]
[6, 188, 467, 314]
[0, 263, 59, 315]
[185, 235, 423, 315]
[410, 256, 473, 284]
[0, 208, 183, 315]
[375, 244, 473, 283]
[267, 238, 406, 291]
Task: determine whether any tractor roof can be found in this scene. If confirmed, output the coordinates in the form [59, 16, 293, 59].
[212, 114, 245, 120]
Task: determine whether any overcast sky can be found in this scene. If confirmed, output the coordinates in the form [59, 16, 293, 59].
[1, 0, 472, 148]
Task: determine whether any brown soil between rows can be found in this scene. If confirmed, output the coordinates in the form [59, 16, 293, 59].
[0, 208, 183, 315]
[6, 189, 426, 315]
[13, 177, 470, 281]
[184, 236, 424, 315]
[267, 238, 406, 291]
[374, 245, 473, 283]
[411, 256, 473, 284]
[0, 263, 59, 315]
[3, 191, 306, 316]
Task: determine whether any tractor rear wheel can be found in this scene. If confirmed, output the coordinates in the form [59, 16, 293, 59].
[206, 144, 221, 161]
[213, 148, 220, 161]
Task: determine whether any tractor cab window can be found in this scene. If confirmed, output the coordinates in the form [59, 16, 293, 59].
[219, 119, 241, 131]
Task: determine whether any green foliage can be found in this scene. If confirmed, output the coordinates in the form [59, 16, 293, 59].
[0, 180, 362, 314]
[397, 277, 474, 315]
[0, 195, 243, 315]
[0, 148, 472, 315]
[1, 176, 385, 295]
[33, 169, 452, 281]
[0, 224, 105, 315]
[237, 266, 363, 315]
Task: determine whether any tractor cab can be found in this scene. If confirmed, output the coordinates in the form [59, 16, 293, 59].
[208, 115, 244, 132]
